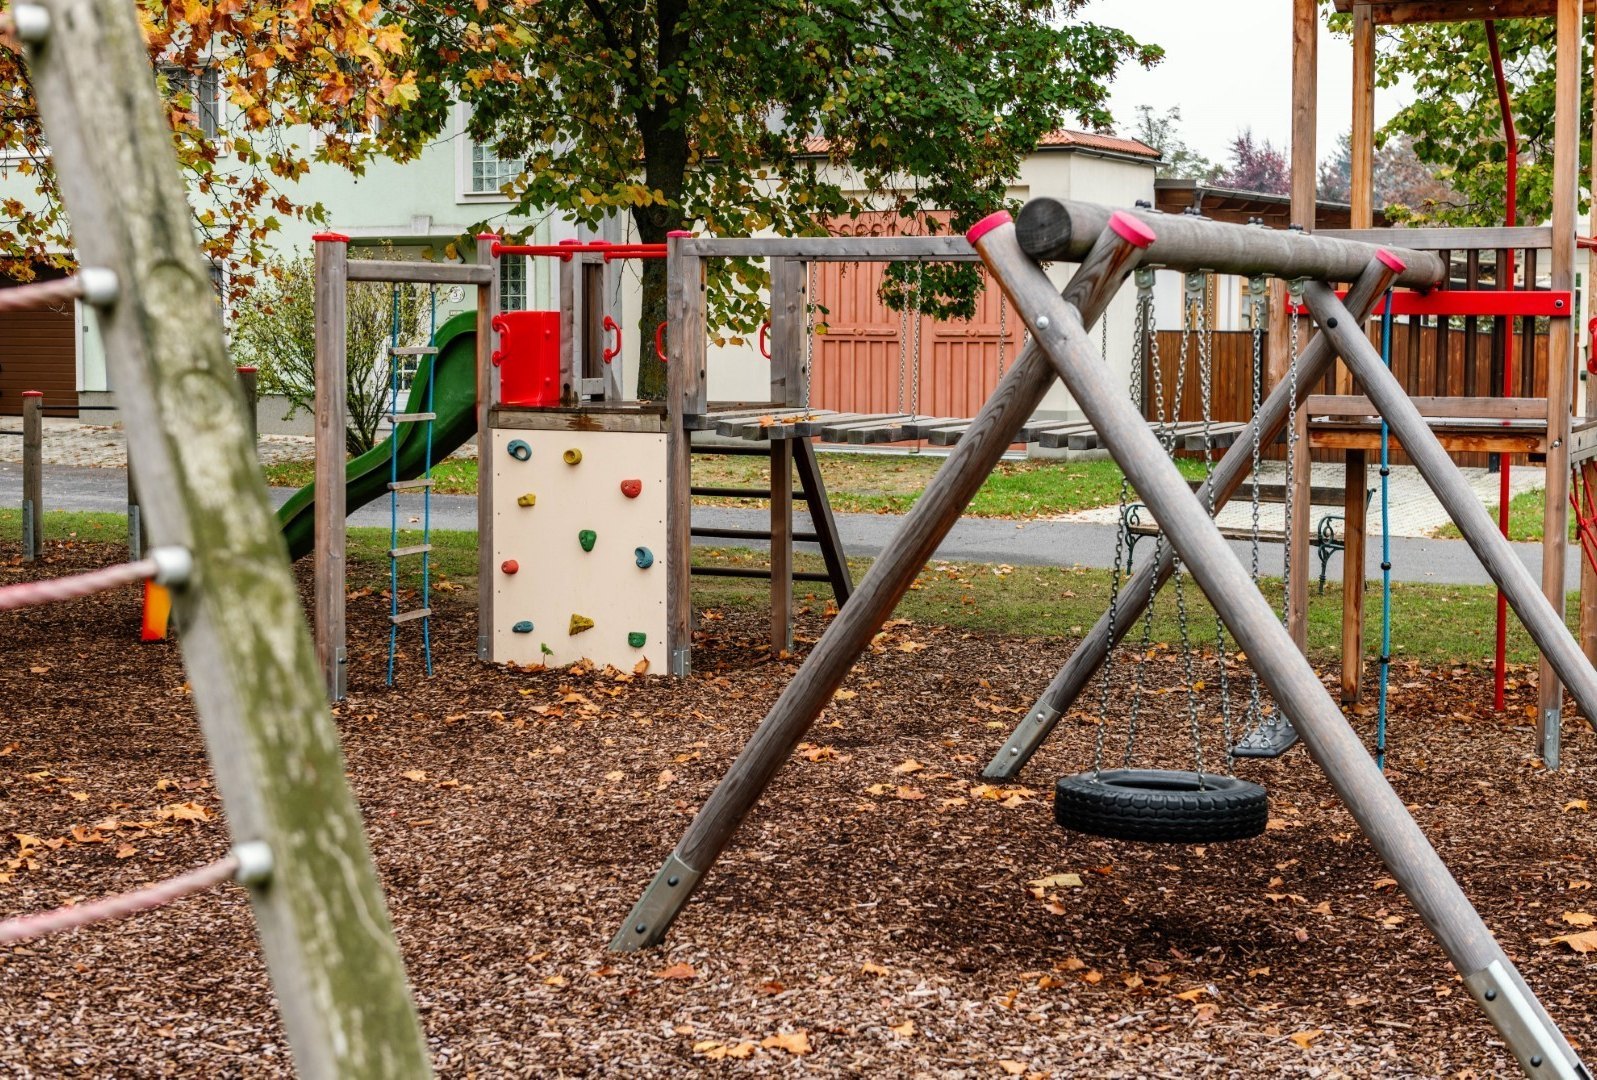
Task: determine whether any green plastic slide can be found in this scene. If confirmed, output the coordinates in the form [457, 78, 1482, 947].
[277, 310, 479, 561]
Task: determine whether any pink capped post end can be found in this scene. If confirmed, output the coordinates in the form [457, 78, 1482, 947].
[1375, 249, 1406, 274]
[666, 229, 694, 239]
[965, 211, 1012, 245]
[1107, 211, 1156, 250]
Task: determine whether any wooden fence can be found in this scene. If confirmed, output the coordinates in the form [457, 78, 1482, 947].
[1150, 322, 1551, 468]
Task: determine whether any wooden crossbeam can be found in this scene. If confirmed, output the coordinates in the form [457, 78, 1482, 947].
[1334, 0, 1595, 23]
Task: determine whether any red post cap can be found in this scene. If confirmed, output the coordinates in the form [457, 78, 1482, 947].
[477, 232, 500, 242]
[965, 211, 1012, 245]
[1107, 211, 1157, 250]
[21, 390, 43, 398]
[1375, 249, 1406, 274]
[235, 365, 258, 374]
[666, 229, 694, 238]
[311, 232, 350, 244]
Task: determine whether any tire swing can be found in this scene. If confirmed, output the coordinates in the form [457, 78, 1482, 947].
[1054, 267, 1268, 844]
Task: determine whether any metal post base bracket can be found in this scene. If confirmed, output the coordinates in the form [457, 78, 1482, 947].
[610, 853, 702, 951]
[982, 701, 1060, 780]
[1465, 959, 1590, 1079]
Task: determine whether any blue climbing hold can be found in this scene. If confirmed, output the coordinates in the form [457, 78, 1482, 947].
[635, 546, 654, 569]
[512, 620, 534, 634]
[507, 439, 531, 462]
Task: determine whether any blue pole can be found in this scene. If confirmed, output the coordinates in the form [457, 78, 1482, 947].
[1377, 290, 1394, 768]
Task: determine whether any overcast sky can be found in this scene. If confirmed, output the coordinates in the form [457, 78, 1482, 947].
[1087, 0, 1410, 167]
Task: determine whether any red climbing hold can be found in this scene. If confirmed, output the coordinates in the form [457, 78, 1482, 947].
[620, 478, 642, 499]
[501, 559, 519, 575]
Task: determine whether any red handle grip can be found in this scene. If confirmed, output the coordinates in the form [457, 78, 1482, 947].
[602, 315, 622, 363]
[758, 320, 771, 360]
[491, 314, 512, 366]
[654, 321, 669, 363]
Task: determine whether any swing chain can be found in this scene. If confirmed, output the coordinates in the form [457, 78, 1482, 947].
[895, 303, 909, 414]
[1094, 273, 1152, 777]
[996, 295, 1008, 379]
[1195, 274, 1231, 762]
[1245, 276, 1268, 728]
[1282, 278, 1306, 624]
[1124, 270, 1171, 764]
[1173, 273, 1204, 781]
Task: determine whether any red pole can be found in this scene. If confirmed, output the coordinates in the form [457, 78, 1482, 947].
[1487, 21, 1517, 712]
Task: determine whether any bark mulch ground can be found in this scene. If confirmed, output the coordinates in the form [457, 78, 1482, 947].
[1, 542, 1594, 1077]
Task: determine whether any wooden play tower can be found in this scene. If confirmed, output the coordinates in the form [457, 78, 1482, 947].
[1288, 0, 1596, 767]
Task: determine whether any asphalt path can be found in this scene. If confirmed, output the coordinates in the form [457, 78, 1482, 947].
[1, 461, 1581, 589]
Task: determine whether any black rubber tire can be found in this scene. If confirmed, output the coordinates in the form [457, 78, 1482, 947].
[1054, 769, 1268, 844]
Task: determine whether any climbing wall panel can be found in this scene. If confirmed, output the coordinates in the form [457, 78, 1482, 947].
[491, 426, 668, 671]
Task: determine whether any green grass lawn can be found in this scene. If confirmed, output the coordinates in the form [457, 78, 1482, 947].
[264, 451, 1211, 519]
[4, 509, 1570, 668]
[1432, 486, 1577, 543]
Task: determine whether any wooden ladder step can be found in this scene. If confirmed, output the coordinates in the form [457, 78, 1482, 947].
[388, 479, 434, 491]
[389, 544, 433, 558]
[386, 412, 437, 423]
[390, 346, 439, 356]
[389, 607, 432, 624]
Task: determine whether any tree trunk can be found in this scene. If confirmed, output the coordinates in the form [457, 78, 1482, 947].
[637, 253, 669, 400]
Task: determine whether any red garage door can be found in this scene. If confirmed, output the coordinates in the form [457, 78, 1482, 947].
[0, 269, 77, 416]
[809, 214, 1018, 419]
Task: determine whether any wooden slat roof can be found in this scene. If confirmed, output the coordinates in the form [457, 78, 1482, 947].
[1334, 0, 1596, 24]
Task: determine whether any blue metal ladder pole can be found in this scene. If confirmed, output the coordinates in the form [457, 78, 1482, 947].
[1377, 291, 1395, 768]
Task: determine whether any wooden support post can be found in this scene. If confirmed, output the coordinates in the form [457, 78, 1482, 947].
[312, 232, 349, 701]
[126, 448, 141, 560]
[1538, 0, 1581, 768]
[769, 258, 806, 407]
[612, 218, 1144, 951]
[986, 260, 1395, 780]
[983, 220, 1586, 1078]
[769, 440, 793, 652]
[1341, 449, 1368, 702]
[476, 233, 499, 661]
[236, 365, 258, 446]
[21, 390, 42, 560]
[1307, 283, 1597, 743]
[664, 231, 702, 676]
[20, 0, 432, 1072]
[558, 247, 579, 405]
[1289, 398, 1312, 650]
[793, 438, 853, 606]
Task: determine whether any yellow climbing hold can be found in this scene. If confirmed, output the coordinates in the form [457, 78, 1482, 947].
[569, 613, 595, 635]
[563, 448, 583, 465]
[517, 493, 537, 508]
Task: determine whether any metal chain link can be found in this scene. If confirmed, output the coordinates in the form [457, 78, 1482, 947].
[1245, 277, 1268, 729]
[996, 294, 1008, 379]
[910, 295, 923, 422]
[1195, 274, 1231, 767]
[895, 303, 908, 414]
[1283, 279, 1306, 625]
[1173, 274, 1205, 781]
[1095, 269, 1152, 777]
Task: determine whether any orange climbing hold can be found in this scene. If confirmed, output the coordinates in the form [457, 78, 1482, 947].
[140, 581, 171, 642]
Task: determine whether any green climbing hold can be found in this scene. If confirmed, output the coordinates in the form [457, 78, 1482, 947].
[512, 620, 534, 634]
[628, 631, 647, 648]
[578, 529, 597, 552]
[507, 439, 531, 461]
[517, 493, 537, 508]
[569, 613, 595, 635]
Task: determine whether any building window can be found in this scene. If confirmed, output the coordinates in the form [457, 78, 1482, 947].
[500, 255, 526, 311]
[469, 139, 519, 196]
[160, 65, 220, 140]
